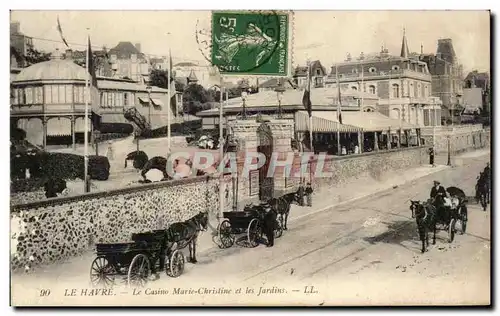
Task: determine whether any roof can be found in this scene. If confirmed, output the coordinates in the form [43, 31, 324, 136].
[98, 79, 169, 93]
[13, 58, 90, 83]
[259, 78, 295, 89]
[294, 60, 327, 77]
[109, 42, 144, 59]
[305, 111, 417, 132]
[175, 62, 198, 67]
[295, 111, 362, 133]
[329, 56, 429, 78]
[197, 88, 379, 116]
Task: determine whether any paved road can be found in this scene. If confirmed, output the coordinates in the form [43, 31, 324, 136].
[12, 153, 490, 306]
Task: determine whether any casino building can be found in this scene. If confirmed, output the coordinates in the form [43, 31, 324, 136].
[10, 49, 179, 149]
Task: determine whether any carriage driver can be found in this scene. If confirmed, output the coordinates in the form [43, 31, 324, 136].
[430, 180, 448, 208]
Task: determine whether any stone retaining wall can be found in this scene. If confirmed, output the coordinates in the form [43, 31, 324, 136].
[10, 145, 429, 271]
[10, 176, 219, 271]
[306, 146, 428, 191]
[421, 126, 490, 155]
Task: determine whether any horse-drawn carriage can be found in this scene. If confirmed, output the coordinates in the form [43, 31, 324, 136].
[410, 186, 469, 253]
[90, 212, 209, 287]
[217, 203, 284, 249]
[90, 230, 185, 288]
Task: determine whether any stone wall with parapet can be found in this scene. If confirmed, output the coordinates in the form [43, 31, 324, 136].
[10, 176, 219, 272]
[295, 146, 429, 191]
[421, 125, 490, 155]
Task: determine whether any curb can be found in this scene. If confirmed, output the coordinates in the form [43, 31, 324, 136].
[197, 165, 449, 254]
[290, 166, 449, 223]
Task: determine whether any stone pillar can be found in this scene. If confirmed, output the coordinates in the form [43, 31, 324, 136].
[386, 130, 391, 150]
[417, 128, 421, 146]
[427, 108, 431, 127]
[42, 117, 48, 149]
[228, 120, 260, 209]
[71, 116, 76, 150]
[415, 105, 419, 126]
[266, 119, 294, 196]
[374, 132, 379, 151]
[397, 129, 402, 148]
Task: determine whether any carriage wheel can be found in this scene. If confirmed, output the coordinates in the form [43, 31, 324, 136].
[167, 250, 185, 278]
[247, 218, 262, 248]
[275, 219, 283, 239]
[448, 218, 456, 243]
[217, 220, 234, 249]
[127, 254, 150, 288]
[90, 256, 115, 288]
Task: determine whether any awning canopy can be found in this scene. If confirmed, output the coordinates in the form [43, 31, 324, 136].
[309, 111, 417, 132]
[296, 111, 363, 133]
[151, 98, 164, 107]
[138, 97, 150, 104]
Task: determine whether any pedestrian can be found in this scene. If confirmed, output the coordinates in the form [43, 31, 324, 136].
[428, 147, 435, 167]
[261, 202, 277, 247]
[106, 141, 114, 161]
[305, 182, 313, 206]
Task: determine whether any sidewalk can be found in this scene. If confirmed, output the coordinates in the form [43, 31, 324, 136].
[196, 163, 449, 254]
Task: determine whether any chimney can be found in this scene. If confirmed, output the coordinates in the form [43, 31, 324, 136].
[135, 43, 141, 53]
[10, 21, 20, 34]
[420, 43, 423, 54]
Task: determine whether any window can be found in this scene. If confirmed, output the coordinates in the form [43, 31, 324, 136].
[44, 86, 52, 103]
[25, 87, 33, 104]
[107, 92, 113, 107]
[13, 88, 19, 105]
[65, 85, 72, 104]
[352, 86, 357, 91]
[392, 65, 400, 71]
[369, 67, 376, 73]
[124, 92, 129, 106]
[316, 69, 321, 76]
[369, 85, 376, 94]
[392, 84, 400, 98]
[35, 87, 43, 104]
[352, 68, 358, 74]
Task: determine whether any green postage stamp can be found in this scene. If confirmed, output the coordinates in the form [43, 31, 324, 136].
[210, 11, 293, 77]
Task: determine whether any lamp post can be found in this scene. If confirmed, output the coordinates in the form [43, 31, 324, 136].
[241, 90, 248, 120]
[275, 81, 285, 119]
[447, 134, 451, 166]
[146, 85, 152, 125]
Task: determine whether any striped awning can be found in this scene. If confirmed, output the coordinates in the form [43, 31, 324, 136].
[151, 98, 164, 107]
[138, 97, 150, 104]
[296, 111, 362, 133]
[310, 111, 417, 132]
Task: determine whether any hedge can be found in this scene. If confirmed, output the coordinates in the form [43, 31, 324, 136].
[11, 151, 111, 183]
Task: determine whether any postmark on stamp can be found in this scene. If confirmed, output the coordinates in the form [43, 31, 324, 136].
[203, 11, 292, 77]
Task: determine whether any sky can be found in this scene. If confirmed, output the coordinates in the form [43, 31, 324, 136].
[10, 10, 490, 74]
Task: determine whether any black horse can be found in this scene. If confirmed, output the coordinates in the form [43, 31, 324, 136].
[125, 150, 149, 170]
[410, 200, 437, 253]
[476, 172, 489, 211]
[165, 212, 209, 264]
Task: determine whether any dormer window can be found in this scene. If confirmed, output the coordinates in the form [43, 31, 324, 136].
[369, 67, 376, 73]
[392, 65, 400, 71]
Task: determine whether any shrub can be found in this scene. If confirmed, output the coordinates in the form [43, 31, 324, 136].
[88, 155, 111, 181]
[99, 123, 134, 134]
[10, 151, 111, 183]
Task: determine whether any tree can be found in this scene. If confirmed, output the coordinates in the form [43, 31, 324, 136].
[149, 69, 185, 92]
[24, 47, 51, 66]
